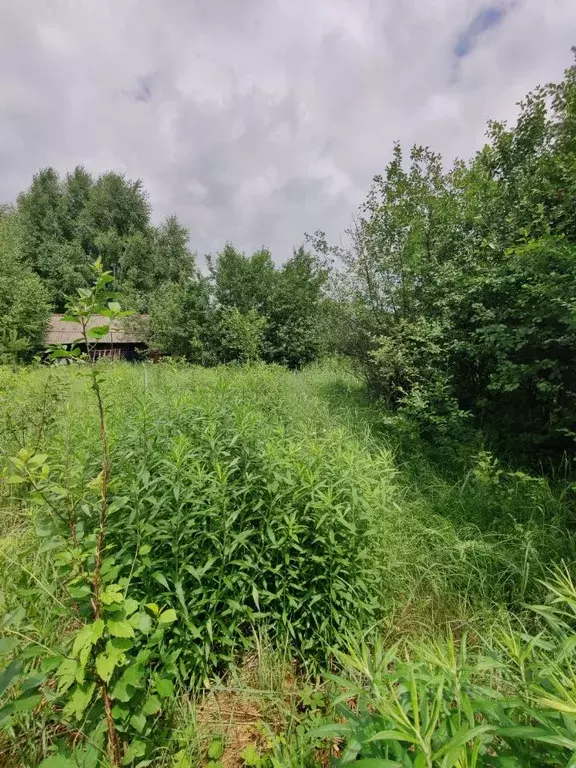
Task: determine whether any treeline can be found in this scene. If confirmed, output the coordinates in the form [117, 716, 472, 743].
[3, 53, 576, 460]
[316, 51, 576, 459]
[0, 168, 327, 368]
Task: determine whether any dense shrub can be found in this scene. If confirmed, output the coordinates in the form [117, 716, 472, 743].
[105, 370, 377, 682]
[216, 306, 267, 363]
[320, 55, 576, 460]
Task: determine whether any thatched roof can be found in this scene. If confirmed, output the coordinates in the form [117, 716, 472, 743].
[45, 314, 143, 345]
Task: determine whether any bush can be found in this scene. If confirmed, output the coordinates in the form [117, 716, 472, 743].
[147, 277, 214, 363]
[217, 306, 266, 363]
[105, 371, 377, 682]
[322, 57, 576, 460]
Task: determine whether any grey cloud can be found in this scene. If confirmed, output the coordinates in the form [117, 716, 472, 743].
[124, 74, 157, 103]
[0, 0, 574, 262]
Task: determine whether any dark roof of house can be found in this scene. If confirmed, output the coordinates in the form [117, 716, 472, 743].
[45, 314, 143, 345]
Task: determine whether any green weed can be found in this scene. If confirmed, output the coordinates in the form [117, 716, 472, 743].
[0, 358, 575, 766]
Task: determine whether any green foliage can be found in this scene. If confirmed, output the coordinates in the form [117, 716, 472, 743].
[217, 306, 266, 363]
[0, 263, 176, 766]
[154, 215, 197, 283]
[17, 168, 93, 308]
[99, 367, 378, 683]
[147, 276, 214, 363]
[0, 569, 176, 762]
[315, 568, 576, 766]
[210, 244, 276, 316]
[15, 166, 195, 311]
[0, 208, 51, 358]
[1, 359, 574, 764]
[264, 247, 327, 369]
[7, 164, 328, 368]
[206, 243, 327, 368]
[320, 54, 576, 459]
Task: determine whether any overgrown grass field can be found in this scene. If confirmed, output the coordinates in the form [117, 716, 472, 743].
[1, 361, 576, 766]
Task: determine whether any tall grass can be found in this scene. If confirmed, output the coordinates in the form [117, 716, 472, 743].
[316, 567, 576, 766]
[0, 360, 574, 765]
[2, 362, 573, 647]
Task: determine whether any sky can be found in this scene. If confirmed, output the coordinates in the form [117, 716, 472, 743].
[0, 0, 574, 262]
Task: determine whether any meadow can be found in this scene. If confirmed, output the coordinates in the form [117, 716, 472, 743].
[1, 360, 576, 767]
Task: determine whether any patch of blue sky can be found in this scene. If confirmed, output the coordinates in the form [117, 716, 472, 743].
[454, 5, 507, 58]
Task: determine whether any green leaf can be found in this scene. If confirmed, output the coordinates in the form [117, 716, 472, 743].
[63, 682, 96, 721]
[108, 637, 133, 652]
[433, 725, 494, 760]
[13, 692, 43, 711]
[0, 607, 25, 630]
[69, 585, 91, 599]
[112, 702, 131, 720]
[130, 711, 147, 733]
[95, 652, 118, 683]
[308, 723, 352, 739]
[123, 663, 145, 687]
[101, 584, 124, 605]
[111, 677, 131, 703]
[41, 655, 62, 673]
[38, 756, 78, 768]
[142, 695, 161, 715]
[0, 659, 23, 697]
[21, 673, 47, 690]
[87, 325, 110, 339]
[0, 637, 20, 655]
[123, 598, 139, 616]
[241, 744, 261, 767]
[107, 619, 135, 638]
[72, 619, 105, 662]
[122, 739, 146, 765]
[368, 729, 419, 744]
[172, 750, 192, 768]
[156, 678, 174, 698]
[497, 726, 576, 750]
[132, 612, 152, 633]
[56, 657, 78, 692]
[207, 739, 223, 759]
[152, 572, 169, 589]
[158, 609, 177, 625]
[28, 453, 48, 468]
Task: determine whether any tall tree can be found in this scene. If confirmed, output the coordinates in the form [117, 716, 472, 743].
[265, 247, 327, 368]
[211, 244, 275, 314]
[63, 166, 94, 234]
[154, 215, 195, 283]
[0, 207, 51, 356]
[17, 168, 91, 308]
[147, 276, 214, 363]
[324, 51, 576, 456]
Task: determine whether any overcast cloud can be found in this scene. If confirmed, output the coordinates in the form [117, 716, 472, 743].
[0, 0, 574, 260]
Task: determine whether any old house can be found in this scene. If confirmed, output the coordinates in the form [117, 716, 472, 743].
[45, 314, 146, 360]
